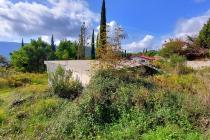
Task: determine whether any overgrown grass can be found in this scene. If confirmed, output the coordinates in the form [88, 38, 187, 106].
[0, 67, 210, 139]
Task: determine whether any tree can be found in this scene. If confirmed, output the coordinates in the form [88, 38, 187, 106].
[159, 39, 186, 58]
[91, 29, 96, 59]
[124, 50, 127, 57]
[96, 24, 126, 68]
[51, 34, 56, 52]
[77, 22, 87, 60]
[11, 38, 52, 72]
[56, 39, 78, 60]
[21, 38, 24, 47]
[197, 19, 210, 49]
[99, 0, 107, 49]
[96, 33, 99, 48]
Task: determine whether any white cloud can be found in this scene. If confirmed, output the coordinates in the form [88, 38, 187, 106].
[123, 35, 155, 53]
[123, 9, 210, 53]
[174, 10, 210, 38]
[96, 20, 119, 35]
[0, 0, 99, 42]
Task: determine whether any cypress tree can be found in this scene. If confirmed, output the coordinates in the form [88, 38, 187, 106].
[91, 29, 96, 59]
[21, 38, 24, 47]
[124, 50, 127, 57]
[99, 0, 107, 48]
[77, 23, 86, 59]
[96, 33, 99, 48]
[51, 34, 56, 52]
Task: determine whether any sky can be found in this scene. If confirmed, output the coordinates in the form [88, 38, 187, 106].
[0, 0, 210, 52]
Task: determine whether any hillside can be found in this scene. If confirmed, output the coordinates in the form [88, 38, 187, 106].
[0, 67, 210, 139]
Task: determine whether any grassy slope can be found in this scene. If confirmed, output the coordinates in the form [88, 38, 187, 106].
[0, 69, 210, 139]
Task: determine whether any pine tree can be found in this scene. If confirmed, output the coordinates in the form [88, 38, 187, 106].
[91, 29, 96, 59]
[99, 0, 107, 48]
[51, 34, 56, 52]
[21, 38, 24, 47]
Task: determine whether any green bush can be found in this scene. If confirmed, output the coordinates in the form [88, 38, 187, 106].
[142, 124, 203, 140]
[49, 66, 83, 99]
[159, 39, 185, 58]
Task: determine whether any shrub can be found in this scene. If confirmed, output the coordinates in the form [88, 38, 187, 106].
[142, 124, 204, 140]
[33, 99, 61, 117]
[49, 66, 83, 99]
[159, 39, 186, 58]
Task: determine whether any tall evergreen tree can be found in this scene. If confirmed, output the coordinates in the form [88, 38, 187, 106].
[51, 34, 56, 52]
[21, 38, 24, 47]
[96, 33, 99, 48]
[124, 50, 127, 57]
[77, 22, 86, 59]
[91, 29, 96, 59]
[99, 0, 107, 48]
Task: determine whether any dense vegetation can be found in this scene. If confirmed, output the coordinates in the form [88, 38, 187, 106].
[1, 0, 210, 139]
[0, 60, 210, 139]
[11, 38, 55, 72]
[159, 19, 210, 60]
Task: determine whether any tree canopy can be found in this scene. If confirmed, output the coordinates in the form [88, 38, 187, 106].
[197, 19, 210, 49]
[55, 39, 78, 60]
[11, 38, 53, 72]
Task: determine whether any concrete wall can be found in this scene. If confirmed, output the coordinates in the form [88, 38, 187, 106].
[44, 60, 96, 86]
[186, 61, 210, 70]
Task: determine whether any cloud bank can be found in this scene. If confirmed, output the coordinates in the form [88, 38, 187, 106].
[0, 0, 99, 42]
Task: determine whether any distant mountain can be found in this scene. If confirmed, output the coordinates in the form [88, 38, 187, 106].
[0, 42, 21, 59]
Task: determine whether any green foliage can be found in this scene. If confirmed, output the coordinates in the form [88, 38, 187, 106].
[77, 23, 87, 60]
[99, 0, 107, 48]
[142, 124, 203, 140]
[197, 19, 210, 49]
[0, 68, 47, 89]
[153, 54, 194, 75]
[0, 67, 210, 139]
[0, 108, 6, 124]
[144, 50, 158, 57]
[159, 39, 185, 58]
[91, 29, 96, 59]
[55, 39, 77, 60]
[11, 38, 54, 72]
[49, 66, 83, 99]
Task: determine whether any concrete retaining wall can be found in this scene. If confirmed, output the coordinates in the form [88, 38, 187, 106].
[44, 60, 95, 86]
[186, 61, 210, 70]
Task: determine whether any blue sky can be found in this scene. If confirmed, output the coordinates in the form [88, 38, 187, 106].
[0, 0, 210, 52]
